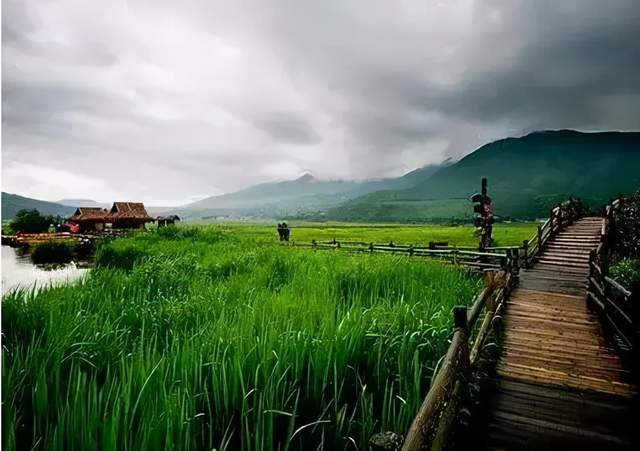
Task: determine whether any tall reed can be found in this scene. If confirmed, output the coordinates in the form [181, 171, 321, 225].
[2, 226, 480, 450]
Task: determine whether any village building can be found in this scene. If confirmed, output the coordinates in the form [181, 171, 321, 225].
[67, 207, 108, 233]
[105, 202, 153, 229]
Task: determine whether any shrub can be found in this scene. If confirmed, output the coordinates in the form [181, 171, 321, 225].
[611, 192, 640, 259]
[609, 258, 640, 288]
[11, 209, 51, 233]
[30, 240, 75, 264]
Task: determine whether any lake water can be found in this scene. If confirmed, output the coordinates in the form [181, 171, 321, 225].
[2, 245, 88, 295]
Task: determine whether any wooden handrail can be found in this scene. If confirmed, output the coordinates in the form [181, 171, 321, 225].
[586, 195, 637, 364]
[402, 197, 590, 450]
[295, 240, 514, 271]
[402, 271, 513, 451]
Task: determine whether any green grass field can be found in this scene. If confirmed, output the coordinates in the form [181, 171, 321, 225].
[2, 222, 538, 450]
[221, 221, 538, 248]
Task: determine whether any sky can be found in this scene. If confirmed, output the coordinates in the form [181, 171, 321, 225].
[3, 0, 640, 206]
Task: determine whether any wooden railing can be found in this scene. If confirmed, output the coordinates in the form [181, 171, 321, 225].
[1, 229, 133, 248]
[400, 197, 587, 451]
[402, 270, 515, 451]
[586, 197, 639, 369]
[519, 197, 585, 268]
[292, 199, 586, 275]
[291, 239, 515, 271]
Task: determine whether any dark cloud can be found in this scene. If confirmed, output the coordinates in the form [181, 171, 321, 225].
[3, 0, 639, 204]
[249, 112, 322, 145]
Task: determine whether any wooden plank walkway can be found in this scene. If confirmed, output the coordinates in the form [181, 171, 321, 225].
[483, 217, 636, 450]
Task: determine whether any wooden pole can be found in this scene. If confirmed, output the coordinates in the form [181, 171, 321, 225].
[631, 281, 639, 378]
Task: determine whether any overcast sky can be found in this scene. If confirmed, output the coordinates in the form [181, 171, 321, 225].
[3, 0, 639, 205]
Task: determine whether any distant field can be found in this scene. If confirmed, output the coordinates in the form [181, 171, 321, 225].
[217, 221, 539, 248]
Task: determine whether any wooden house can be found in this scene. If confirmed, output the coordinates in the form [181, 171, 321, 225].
[105, 202, 152, 230]
[67, 207, 108, 233]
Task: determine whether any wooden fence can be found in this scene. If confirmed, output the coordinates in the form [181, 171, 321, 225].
[587, 197, 639, 369]
[400, 197, 600, 451]
[402, 270, 515, 451]
[290, 198, 587, 273]
[291, 240, 516, 272]
[1, 230, 131, 248]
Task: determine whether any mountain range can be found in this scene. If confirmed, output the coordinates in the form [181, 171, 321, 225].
[324, 130, 640, 221]
[179, 163, 445, 220]
[2, 130, 639, 222]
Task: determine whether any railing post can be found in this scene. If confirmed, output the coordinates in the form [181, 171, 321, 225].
[522, 240, 529, 269]
[453, 305, 471, 373]
[537, 225, 542, 248]
[586, 250, 596, 311]
[453, 306, 468, 332]
[632, 281, 640, 378]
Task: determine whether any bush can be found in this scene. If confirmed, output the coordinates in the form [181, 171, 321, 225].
[611, 192, 640, 259]
[30, 241, 75, 264]
[11, 209, 51, 233]
[609, 258, 640, 288]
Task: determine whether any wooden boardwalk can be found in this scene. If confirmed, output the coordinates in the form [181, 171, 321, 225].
[483, 217, 636, 450]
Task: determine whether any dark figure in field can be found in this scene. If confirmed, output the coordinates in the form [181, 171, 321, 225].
[282, 222, 290, 241]
[277, 223, 284, 240]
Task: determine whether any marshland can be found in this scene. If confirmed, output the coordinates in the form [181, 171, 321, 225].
[2, 223, 537, 450]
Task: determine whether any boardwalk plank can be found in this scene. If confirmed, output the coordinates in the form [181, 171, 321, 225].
[481, 217, 635, 450]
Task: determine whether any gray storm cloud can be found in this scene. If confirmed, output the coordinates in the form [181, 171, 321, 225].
[2, 0, 640, 205]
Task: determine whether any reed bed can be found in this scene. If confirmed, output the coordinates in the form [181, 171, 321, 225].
[2, 226, 480, 450]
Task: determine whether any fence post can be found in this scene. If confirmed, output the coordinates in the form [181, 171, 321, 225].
[453, 306, 468, 332]
[453, 306, 470, 368]
[537, 225, 542, 248]
[522, 240, 529, 269]
[631, 281, 639, 378]
[586, 250, 597, 312]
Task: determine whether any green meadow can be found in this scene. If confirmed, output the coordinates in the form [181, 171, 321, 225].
[1, 223, 535, 450]
[218, 221, 537, 247]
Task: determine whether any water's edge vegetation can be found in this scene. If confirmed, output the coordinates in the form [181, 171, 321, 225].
[3, 226, 485, 450]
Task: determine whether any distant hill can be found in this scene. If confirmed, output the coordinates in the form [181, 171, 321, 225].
[2, 193, 76, 220]
[325, 130, 640, 221]
[179, 164, 445, 219]
[57, 199, 110, 209]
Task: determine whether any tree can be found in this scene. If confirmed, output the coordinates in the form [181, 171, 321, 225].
[11, 209, 52, 233]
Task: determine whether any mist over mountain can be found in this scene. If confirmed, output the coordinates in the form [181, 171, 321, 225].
[4, 131, 639, 223]
[324, 130, 640, 222]
[178, 163, 446, 219]
[57, 199, 110, 209]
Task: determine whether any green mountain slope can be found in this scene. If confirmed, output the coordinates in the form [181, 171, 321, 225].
[180, 164, 444, 219]
[326, 130, 640, 221]
[2, 193, 77, 220]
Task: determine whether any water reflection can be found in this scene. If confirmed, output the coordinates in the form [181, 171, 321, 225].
[2, 245, 88, 295]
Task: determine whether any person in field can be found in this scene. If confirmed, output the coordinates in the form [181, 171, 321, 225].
[277, 223, 283, 240]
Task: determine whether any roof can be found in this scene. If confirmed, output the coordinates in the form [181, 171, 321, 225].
[69, 207, 107, 221]
[105, 202, 152, 221]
